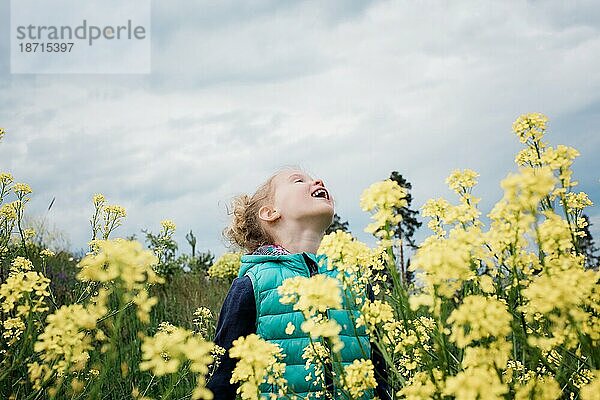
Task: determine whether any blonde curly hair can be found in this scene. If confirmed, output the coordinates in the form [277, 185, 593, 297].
[223, 166, 303, 254]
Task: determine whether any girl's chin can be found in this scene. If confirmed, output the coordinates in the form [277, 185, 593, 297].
[312, 197, 333, 206]
[304, 204, 334, 218]
[316, 201, 334, 211]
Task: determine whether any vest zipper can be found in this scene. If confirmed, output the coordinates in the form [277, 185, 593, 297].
[302, 252, 318, 277]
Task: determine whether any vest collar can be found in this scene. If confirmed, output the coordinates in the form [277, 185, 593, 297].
[238, 250, 329, 278]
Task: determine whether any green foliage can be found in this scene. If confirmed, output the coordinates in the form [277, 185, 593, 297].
[578, 214, 600, 270]
[0, 244, 229, 400]
[388, 171, 421, 286]
[388, 172, 422, 249]
[177, 251, 215, 274]
[186, 229, 197, 256]
[143, 227, 180, 280]
[326, 212, 350, 235]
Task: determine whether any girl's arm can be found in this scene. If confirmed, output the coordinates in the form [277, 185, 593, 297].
[372, 341, 392, 400]
[206, 276, 257, 400]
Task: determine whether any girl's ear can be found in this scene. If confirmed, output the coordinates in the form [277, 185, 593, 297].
[258, 205, 279, 222]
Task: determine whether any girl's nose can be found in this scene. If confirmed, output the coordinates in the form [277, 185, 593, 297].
[314, 179, 324, 187]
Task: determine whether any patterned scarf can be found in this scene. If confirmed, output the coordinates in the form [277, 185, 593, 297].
[251, 243, 291, 255]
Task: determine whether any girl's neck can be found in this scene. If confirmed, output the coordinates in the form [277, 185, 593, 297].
[268, 220, 327, 254]
[275, 236, 323, 254]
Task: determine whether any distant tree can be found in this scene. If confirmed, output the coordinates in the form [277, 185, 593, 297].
[578, 214, 600, 270]
[388, 171, 422, 285]
[179, 230, 215, 273]
[186, 230, 197, 257]
[143, 228, 179, 280]
[326, 213, 350, 235]
[177, 250, 215, 274]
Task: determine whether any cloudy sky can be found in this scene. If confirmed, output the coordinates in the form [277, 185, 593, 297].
[1, 0, 599, 258]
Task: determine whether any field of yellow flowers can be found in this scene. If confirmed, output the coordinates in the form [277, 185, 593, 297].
[1, 115, 599, 399]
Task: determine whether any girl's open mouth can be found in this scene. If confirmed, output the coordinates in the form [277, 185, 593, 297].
[310, 187, 329, 200]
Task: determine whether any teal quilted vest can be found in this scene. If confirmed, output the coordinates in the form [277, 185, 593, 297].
[238, 251, 373, 399]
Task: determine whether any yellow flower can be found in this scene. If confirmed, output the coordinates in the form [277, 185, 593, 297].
[565, 191, 593, 211]
[541, 145, 580, 188]
[342, 359, 377, 398]
[421, 198, 451, 236]
[520, 263, 598, 350]
[278, 274, 342, 318]
[194, 306, 213, 320]
[461, 339, 511, 370]
[360, 179, 408, 212]
[512, 112, 548, 145]
[23, 227, 36, 239]
[500, 166, 556, 211]
[443, 366, 508, 400]
[30, 301, 106, 389]
[27, 362, 53, 390]
[0, 257, 50, 323]
[207, 252, 242, 280]
[2, 317, 26, 345]
[443, 203, 482, 226]
[133, 289, 159, 324]
[317, 231, 385, 305]
[445, 169, 479, 194]
[140, 329, 182, 375]
[514, 375, 562, 400]
[357, 300, 395, 334]
[11, 256, 33, 272]
[158, 321, 177, 334]
[410, 226, 485, 299]
[92, 193, 105, 206]
[447, 295, 512, 348]
[13, 182, 32, 195]
[77, 239, 164, 326]
[398, 370, 443, 400]
[515, 147, 542, 167]
[91, 198, 127, 240]
[317, 230, 379, 275]
[302, 341, 330, 390]
[0, 172, 14, 185]
[140, 327, 215, 399]
[537, 211, 575, 257]
[478, 274, 495, 294]
[193, 306, 214, 338]
[160, 219, 176, 232]
[71, 378, 85, 393]
[103, 204, 126, 217]
[301, 317, 344, 353]
[580, 370, 600, 400]
[0, 202, 18, 221]
[284, 322, 295, 335]
[40, 249, 55, 257]
[229, 334, 287, 400]
[360, 179, 407, 238]
[77, 239, 163, 287]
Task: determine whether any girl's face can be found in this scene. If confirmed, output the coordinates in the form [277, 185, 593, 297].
[268, 169, 334, 226]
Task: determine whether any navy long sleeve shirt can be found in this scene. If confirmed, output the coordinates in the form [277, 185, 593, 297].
[206, 274, 392, 399]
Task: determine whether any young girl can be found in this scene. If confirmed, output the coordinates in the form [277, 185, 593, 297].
[207, 166, 389, 399]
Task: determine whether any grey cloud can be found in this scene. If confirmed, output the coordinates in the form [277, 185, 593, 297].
[1, 1, 599, 254]
[148, 1, 384, 90]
